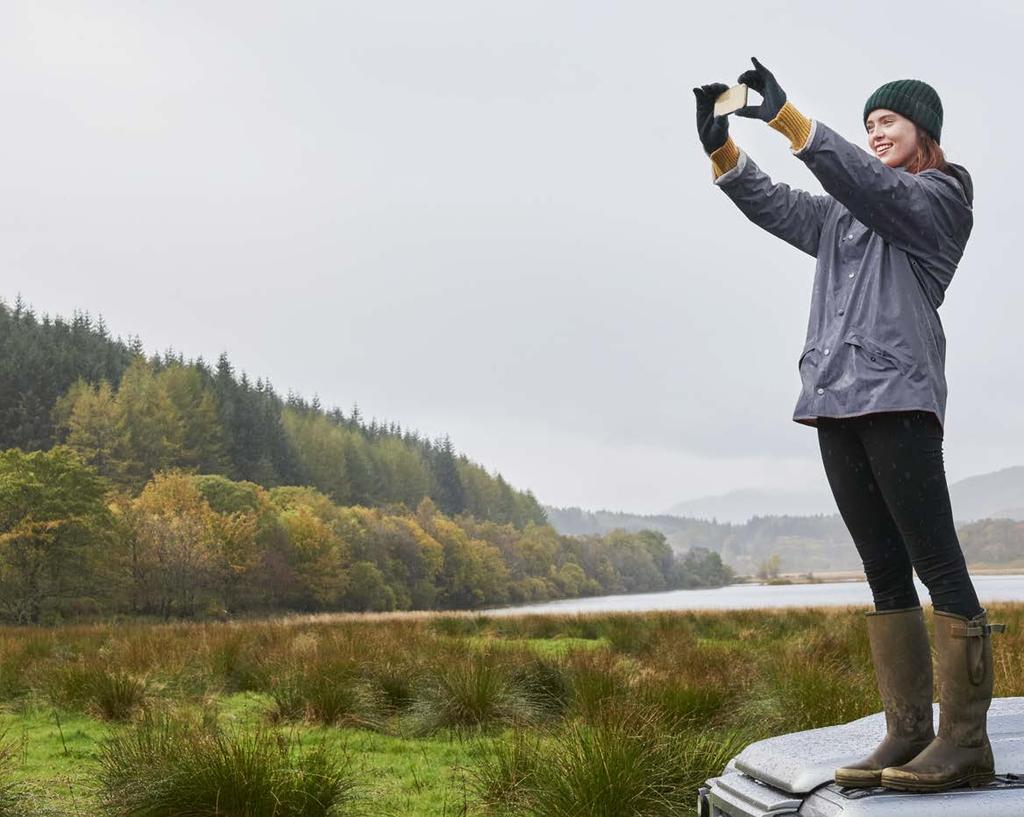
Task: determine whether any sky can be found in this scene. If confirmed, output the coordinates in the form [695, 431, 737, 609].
[1, 1, 1021, 515]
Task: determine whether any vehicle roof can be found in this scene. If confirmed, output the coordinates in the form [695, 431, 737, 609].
[733, 696, 1024, 794]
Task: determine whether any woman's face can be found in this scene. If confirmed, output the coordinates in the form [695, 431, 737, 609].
[865, 108, 918, 168]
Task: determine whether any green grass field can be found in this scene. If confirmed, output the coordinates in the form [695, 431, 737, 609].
[0, 604, 1020, 815]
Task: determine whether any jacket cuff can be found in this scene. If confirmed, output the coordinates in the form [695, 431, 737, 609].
[710, 136, 740, 179]
[768, 101, 813, 152]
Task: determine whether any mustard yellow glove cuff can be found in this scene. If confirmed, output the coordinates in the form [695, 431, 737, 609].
[768, 101, 813, 152]
[710, 136, 740, 179]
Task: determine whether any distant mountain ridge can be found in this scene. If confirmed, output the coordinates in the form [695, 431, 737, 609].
[665, 488, 834, 524]
[657, 466, 1024, 525]
[947, 466, 1024, 522]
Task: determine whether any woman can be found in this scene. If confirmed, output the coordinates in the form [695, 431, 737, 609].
[693, 57, 1004, 792]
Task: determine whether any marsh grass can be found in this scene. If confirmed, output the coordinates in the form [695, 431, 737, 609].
[44, 663, 147, 722]
[269, 664, 385, 730]
[403, 649, 539, 736]
[467, 728, 543, 815]
[563, 647, 626, 720]
[429, 616, 491, 638]
[4, 604, 1021, 815]
[95, 713, 358, 817]
[209, 632, 270, 693]
[472, 702, 749, 817]
[0, 731, 28, 817]
[508, 654, 571, 720]
[364, 659, 420, 714]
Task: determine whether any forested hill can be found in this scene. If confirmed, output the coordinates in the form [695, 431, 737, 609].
[546, 505, 1024, 574]
[0, 296, 543, 527]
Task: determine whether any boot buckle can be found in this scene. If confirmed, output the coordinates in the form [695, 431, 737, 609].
[951, 622, 1007, 638]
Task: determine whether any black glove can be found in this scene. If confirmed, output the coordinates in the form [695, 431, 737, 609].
[693, 82, 730, 155]
[734, 57, 787, 122]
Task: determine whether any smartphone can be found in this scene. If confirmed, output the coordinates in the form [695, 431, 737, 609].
[714, 84, 748, 117]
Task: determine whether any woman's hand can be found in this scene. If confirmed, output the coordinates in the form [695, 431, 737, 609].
[735, 57, 787, 122]
[693, 82, 730, 155]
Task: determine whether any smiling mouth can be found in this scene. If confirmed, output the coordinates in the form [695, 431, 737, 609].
[875, 143, 893, 156]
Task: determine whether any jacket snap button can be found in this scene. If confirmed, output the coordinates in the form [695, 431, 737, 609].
[848, 272, 855, 278]
[870, 355, 877, 361]
[816, 387, 825, 395]
[847, 234, 854, 239]
[824, 348, 830, 355]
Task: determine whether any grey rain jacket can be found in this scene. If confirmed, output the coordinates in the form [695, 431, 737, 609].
[714, 119, 974, 428]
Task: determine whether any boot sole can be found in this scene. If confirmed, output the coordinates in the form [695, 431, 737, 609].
[880, 771, 995, 792]
[834, 771, 881, 788]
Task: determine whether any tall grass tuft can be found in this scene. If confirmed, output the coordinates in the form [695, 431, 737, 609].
[472, 702, 750, 817]
[564, 648, 624, 721]
[47, 663, 147, 722]
[404, 650, 538, 736]
[531, 705, 693, 817]
[269, 663, 383, 729]
[364, 658, 420, 714]
[429, 616, 491, 638]
[510, 655, 570, 721]
[95, 714, 358, 817]
[468, 728, 542, 815]
[598, 614, 688, 659]
[209, 632, 268, 692]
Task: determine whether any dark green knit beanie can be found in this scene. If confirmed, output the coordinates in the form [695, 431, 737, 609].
[863, 79, 943, 143]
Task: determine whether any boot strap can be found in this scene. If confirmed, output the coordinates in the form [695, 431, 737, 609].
[952, 623, 1007, 638]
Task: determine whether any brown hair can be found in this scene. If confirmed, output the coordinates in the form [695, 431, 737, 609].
[904, 126, 952, 176]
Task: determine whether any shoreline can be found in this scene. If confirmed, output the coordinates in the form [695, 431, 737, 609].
[739, 565, 1024, 585]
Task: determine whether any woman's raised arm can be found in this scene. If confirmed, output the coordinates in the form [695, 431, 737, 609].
[712, 145, 833, 258]
[735, 57, 972, 260]
[695, 82, 832, 259]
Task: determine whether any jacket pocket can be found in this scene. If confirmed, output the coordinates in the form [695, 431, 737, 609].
[798, 340, 818, 368]
[844, 333, 911, 375]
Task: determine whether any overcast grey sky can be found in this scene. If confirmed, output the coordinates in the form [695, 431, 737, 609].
[2, 1, 1020, 514]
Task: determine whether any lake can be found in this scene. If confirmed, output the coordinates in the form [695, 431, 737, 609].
[484, 574, 1024, 615]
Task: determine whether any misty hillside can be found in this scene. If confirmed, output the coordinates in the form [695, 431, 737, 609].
[659, 467, 1024, 525]
[544, 506, 859, 575]
[947, 466, 1024, 521]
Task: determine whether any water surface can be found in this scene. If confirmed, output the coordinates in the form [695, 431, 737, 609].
[485, 574, 1024, 615]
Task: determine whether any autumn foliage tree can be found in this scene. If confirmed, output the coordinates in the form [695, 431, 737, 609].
[0, 447, 111, 622]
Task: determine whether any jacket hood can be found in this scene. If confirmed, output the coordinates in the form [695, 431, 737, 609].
[945, 162, 973, 207]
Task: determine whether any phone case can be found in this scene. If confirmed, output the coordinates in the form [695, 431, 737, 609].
[714, 84, 748, 117]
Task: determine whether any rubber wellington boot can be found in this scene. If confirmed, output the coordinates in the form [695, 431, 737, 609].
[834, 607, 936, 788]
[881, 609, 1006, 792]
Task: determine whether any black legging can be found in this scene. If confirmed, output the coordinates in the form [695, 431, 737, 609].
[817, 410, 982, 618]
